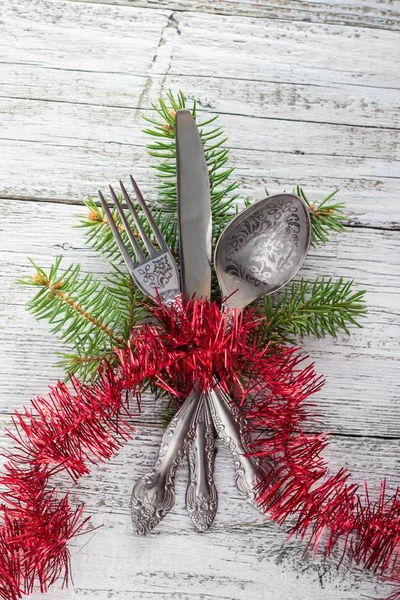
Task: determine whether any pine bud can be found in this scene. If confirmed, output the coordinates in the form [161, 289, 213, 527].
[87, 209, 103, 222]
[33, 272, 48, 286]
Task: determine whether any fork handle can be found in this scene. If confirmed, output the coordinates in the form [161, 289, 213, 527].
[131, 387, 200, 535]
[186, 393, 217, 531]
[207, 385, 273, 510]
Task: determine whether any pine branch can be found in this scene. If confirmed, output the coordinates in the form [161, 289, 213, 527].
[295, 186, 346, 245]
[17, 256, 129, 380]
[262, 278, 367, 341]
[76, 198, 123, 261]
[55, 346, 117, 381]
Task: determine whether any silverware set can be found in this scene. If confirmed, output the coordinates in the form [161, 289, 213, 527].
[98, 109, 311, 535]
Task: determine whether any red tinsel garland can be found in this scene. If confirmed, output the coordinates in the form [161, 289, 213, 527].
[0, 299, 399, 599]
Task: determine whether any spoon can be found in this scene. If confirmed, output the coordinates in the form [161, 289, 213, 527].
[207, 192, 311, 507]
[216, 193, 310, 310]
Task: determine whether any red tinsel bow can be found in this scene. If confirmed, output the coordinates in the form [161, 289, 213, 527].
[0, 299, 400, 599]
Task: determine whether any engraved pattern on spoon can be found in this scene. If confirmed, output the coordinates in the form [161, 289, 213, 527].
[223, 199, 301, 288]
[207, 386, 274, 509]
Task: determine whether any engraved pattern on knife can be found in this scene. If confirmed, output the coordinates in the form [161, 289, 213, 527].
[186, 396, 218, 531]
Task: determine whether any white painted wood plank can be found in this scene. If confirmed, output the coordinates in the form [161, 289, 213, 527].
[2, 1, 399, 128]
[3, 64, 399, 130]
[67, 0, 400, 31]
[2, 100, 396, 160]
[0, 0, 171, 77]
[167, 11, 400, 90]
[1, 199, 399, 438]
[0, 419, 395, 600]
[0, 0, 171, 67]
[3, 1, 399, 110]
[2, 135, 399, 230]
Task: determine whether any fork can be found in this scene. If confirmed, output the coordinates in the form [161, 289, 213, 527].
[98, 177, 207, 534]
[98, 177, 180, 307]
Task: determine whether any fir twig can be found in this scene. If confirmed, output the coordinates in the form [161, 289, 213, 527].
[55, 348, 117, 382]
[17, 257, 128, 379]
[295, 186, 346, 245]
[262, 278, 367, 341]
[105, 265, 150, 339]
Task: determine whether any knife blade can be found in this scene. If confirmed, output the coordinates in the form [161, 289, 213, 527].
[176, 109, 212, 301]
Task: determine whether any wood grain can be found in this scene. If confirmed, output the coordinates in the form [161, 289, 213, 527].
[1, 0, 399, 598]
[67, 0, 400, 31]
[2, 104, 399, 226]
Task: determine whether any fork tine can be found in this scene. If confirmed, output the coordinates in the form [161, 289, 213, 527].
[119, 180, 157, 257]
[108, 185, 145, 262]
[98, 190, 137, 271]
[129, 176, 168, 252]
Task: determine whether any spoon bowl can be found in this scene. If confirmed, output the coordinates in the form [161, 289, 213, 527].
[215, 193, 311, 310]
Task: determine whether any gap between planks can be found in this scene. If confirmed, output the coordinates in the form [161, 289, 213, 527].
[1, 95, 399, 132]
[2, 196, 399, 233]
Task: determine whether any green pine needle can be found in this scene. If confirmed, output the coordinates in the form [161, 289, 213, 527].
[295, 186, 346, 245]
[143, 89, 240, 241]
[54, 346, 118, 381]
[262, 277, 367, 341]
[105, 264, 150, 339]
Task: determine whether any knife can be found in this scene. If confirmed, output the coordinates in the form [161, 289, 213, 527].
[176, 110, 273, 515]
[185, 392, 217, 531]
[176, 109, 217, 530]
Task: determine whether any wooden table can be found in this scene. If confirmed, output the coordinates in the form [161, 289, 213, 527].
[1, 1, 399, 598]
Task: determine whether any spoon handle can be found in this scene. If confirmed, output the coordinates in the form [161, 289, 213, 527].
[131, 387, 200, 535]
[207, 385, 273, 510]
[186, 393, 218, 531]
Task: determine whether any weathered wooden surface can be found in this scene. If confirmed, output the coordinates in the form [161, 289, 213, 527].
[0, 0, 399, 598]
[2, 0, 400, 227]
[69, 0, 400, 30]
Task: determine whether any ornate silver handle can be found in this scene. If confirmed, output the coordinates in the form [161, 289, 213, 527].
[186, 394, 218, 531]
[131, 387, 201, 535]
[207, 385, 274, 510]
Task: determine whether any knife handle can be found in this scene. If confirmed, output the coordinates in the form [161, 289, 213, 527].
[185, 393, 218, 531]
[131, 387, 200, 535]
[206, 385, 273, 510]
